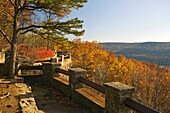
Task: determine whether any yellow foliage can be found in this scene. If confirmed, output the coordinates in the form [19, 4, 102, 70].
[70, 39, 170, 112]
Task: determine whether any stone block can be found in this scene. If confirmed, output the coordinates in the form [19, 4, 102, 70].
[104, 82, 135, 113]
[42, 62, 61, 77]
[68, 68, 86, 90]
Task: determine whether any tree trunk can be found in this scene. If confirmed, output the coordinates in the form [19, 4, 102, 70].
[8, 30, 18, 78]
[47, 39, 49, 50]
[47, 33, 50, 50]
[8, 41, 17, 78]
[8, 24, 18, 78]
[8, 1, 18, 78]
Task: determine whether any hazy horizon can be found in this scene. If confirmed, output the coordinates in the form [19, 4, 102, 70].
[100, 41, 170, 43]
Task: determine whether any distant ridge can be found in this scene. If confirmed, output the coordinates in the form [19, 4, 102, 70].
[102, 42, 170, 66]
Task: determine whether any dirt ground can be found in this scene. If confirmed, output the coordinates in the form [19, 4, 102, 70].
[0, 84, 21, 113]
[0, 82, 90, 113]
[31, 85, 90, 113]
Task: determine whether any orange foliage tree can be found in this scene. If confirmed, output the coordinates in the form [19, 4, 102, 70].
[70, 39, 170, 112]
[70, 39, 113, 83]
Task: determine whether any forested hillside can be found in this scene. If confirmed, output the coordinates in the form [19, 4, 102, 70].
[1, 37, 170, 112]
[70, 39, 170, 112]
[102, 42, 170, 66]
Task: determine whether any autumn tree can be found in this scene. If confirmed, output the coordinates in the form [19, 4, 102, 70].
[130, 63, 170, 113]
[70, 39, 170, 112]
[0, 0, 87, 77]
[70, 39, 116, 84]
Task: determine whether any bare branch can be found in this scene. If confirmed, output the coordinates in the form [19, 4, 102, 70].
[0, 9, 5, 13]
[4, 9, 14, 18]
[0, 28, 12, 45]
[17, 0, 27, 13]
[9, 0, 14, 6]
[0, 0, 14, 18]
[0, 0, 9, 12]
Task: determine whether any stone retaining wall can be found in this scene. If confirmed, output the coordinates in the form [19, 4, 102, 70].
[19, 62, 135, 113]
[0, 77, 43, 113]
[0, 63, 8, 76]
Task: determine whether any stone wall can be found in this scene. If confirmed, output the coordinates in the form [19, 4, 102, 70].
[19, 63, 135, 113]
[0, 63, 8, 76]
[55, 52, 72, 69]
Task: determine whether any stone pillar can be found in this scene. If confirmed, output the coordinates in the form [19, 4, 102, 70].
[68, 68, 86, 92]
[0, 52, 5, 63]
[0, 63, 6, 76]
[42, 62, 61, 86]
[42, 62, 61, 77]
[51, 57, 57, 62]
[104, 82, 135, 113]
[61, 55, 64, 66]
[15, 62, 20, 75]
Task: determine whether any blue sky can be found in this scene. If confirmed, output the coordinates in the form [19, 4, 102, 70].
[66, 0, 170, 42]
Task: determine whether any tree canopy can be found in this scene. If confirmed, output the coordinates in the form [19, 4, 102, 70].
[0, 0, 87, 77]
[70, 39, 170, 112]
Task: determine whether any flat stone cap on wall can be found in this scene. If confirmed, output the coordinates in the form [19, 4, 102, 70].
[69, 68, 87, 74]
[104, 82, 135, 91]
[42, 62, 61, 66]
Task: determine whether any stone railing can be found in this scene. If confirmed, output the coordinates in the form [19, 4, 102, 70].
[0, 51, 5, 63]
[18, 62, 160, 113]
[34, 51, 71, 69]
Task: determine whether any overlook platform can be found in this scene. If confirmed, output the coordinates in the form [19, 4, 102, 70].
[31, 85, 90, 113]
[0, 77, 90, 113]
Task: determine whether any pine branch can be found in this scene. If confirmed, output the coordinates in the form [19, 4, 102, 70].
[20, 28, 34, 34]
[17, 24, 59, 32]
[31, 30, 58, 43]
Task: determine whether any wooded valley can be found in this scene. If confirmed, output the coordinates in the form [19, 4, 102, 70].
[0, 0, 169, 112]
[102, 42, 170, 66]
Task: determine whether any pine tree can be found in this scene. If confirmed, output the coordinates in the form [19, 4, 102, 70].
[0, 0, 87, 77]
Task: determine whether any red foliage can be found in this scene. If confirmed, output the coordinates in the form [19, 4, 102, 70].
[18, 44, 28, 53]
[28, 47, 54, 59]
[0, 41, 10, 47]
